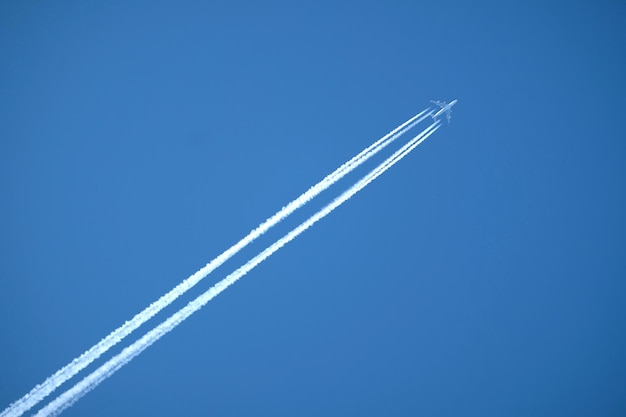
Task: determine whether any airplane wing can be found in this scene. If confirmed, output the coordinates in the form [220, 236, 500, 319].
[446, 109, 452, 123]
[430, 100, 446, 108]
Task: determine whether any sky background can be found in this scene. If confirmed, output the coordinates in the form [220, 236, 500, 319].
[1, 1, 625, 416]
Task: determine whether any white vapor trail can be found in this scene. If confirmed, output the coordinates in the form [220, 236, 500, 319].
[0, 109, 431, 417]
[34, 120, 441, 417]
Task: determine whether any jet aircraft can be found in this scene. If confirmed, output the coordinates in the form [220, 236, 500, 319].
[430, 99, 458, 123]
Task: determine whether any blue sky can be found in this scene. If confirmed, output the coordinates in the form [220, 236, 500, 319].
[1, 1, 625, 416]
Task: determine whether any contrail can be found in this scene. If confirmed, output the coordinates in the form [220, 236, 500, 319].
[33, 121, 440, 417]
[0, 109, 431, 417]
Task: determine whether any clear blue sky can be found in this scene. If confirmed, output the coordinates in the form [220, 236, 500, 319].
[1, 1, 625, 416]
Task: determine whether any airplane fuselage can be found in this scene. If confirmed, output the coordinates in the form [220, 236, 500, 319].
[431, 99, 457, 121]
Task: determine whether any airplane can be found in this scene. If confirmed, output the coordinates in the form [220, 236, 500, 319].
[430, 99, 458, 123]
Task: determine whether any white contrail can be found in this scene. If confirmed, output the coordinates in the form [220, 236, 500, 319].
[33, 121, 440, 417]
[0, 109, 431, 417]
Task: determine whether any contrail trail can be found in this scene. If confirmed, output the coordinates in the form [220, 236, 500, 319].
[0, 109, 431, 417]
[33, 121, 440, 417]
